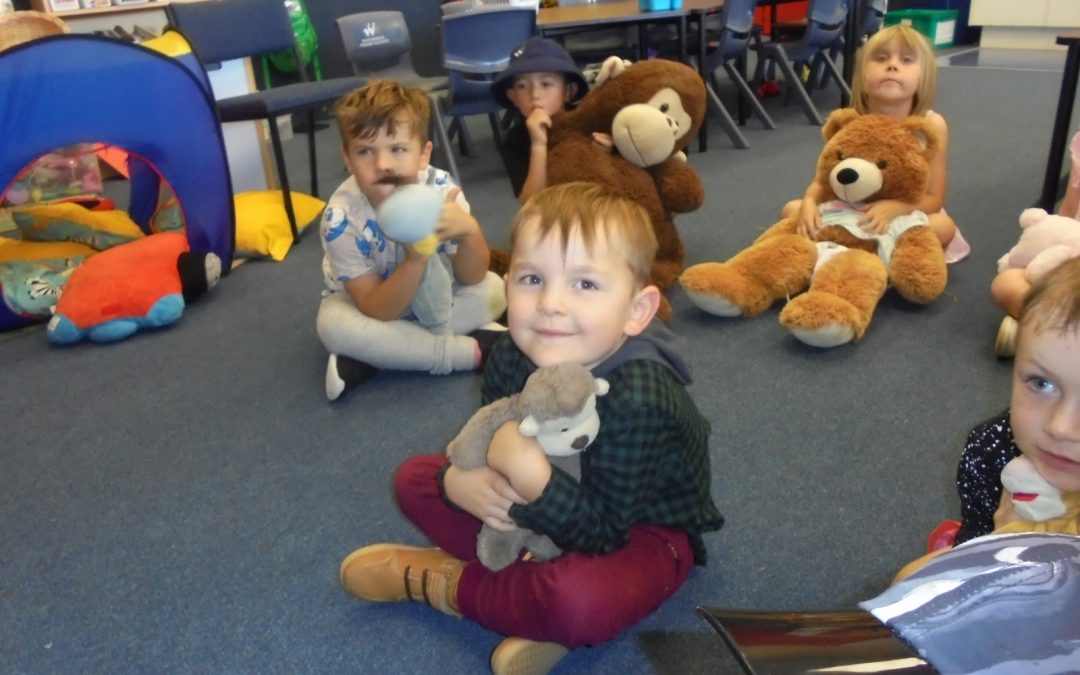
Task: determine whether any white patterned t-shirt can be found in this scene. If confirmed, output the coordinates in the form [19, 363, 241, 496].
[320, 166, 462, 294]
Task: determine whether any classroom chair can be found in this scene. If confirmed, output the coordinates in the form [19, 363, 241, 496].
[700, 0, 776, 148]
[440, 6, 537, 157]
[336, 11, 459, 185]
[166, 0, 365, 243]
[752, 0, 851, 126]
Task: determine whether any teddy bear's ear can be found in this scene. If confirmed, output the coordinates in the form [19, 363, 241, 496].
[1019, 208, 1050, 229]
[594, 56, 632, 87]
[594, 378, 610, 396]
[901, 116, 939, 161]
[519, 415, 540, 437]
[822, 108, 860, 141]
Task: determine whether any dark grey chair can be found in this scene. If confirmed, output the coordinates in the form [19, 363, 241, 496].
[336, 11, 458, 185]
[167, 0, 365, 242]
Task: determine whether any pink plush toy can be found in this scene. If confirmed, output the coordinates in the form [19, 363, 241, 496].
[997, 208, 1080, 284]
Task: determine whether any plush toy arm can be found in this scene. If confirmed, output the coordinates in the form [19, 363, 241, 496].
[548, 135, 628, 186]
[446, 394, 521, 470]
[653, 158, 704, 213]
[1025, 245, 1076, 284]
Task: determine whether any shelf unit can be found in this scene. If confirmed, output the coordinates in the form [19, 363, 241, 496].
[26, 0, 178, 34]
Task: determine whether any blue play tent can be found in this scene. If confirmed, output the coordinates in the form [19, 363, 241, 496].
[0, 33, 235, 269]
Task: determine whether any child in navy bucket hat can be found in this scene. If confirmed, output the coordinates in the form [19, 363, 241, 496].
[492, 37, 589, 202]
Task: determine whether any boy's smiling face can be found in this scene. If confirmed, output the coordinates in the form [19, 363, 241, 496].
[341, 114, 433, 208]
[506, 72, 573, 118]
[1011, 322, 1080, 493]
[506, 216, 657, 369]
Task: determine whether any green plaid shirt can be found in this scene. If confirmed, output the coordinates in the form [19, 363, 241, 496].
[481, 337, 724, 564]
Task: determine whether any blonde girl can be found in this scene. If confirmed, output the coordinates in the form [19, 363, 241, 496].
[783, 25, 968, 262]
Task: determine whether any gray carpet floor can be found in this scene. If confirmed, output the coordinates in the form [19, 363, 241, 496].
[0, 50, 1072, 673]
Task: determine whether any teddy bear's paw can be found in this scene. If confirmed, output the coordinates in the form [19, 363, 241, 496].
[889, 231, 948, 304]
[682, 289, 742, 317]
[779, 292, 864, 347]
[788, 323, 855, 348]
[679, 263, 763, 317]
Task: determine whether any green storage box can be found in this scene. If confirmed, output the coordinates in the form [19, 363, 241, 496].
[883, 9, 959, 48]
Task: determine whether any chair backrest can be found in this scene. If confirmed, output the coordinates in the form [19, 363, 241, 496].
[861, 0, 887, 36]
[167, 0, 299, 72]
[336, 11, 417, 80]
[802, 0, 849, 49]
[441, 7, 536, 75]
[807, 0, 849, 30]
[714, 0, 758, 60]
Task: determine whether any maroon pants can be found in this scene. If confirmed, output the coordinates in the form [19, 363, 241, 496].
[395, 454, 694, 648]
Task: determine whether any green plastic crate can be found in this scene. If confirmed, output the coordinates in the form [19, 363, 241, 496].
[883, 9, 959, 48]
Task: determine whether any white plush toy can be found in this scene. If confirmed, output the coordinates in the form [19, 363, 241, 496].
[376, 183, 452, 334]
[996, 208, 1080, 285]
[1000, 455, 1067, 522]
[446, 363, 609, 571]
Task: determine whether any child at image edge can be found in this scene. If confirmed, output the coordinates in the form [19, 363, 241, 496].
[492, 37, 589, 203]
[316, 80, 506, 401]
[338, 182, 724, 675]
[783, 24, 970, 264]
[898, 256, 1080, 579]
[990, 130, 1080, 357]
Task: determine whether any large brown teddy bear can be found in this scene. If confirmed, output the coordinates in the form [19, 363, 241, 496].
[680, 110, 947, 347]
[547, 58, 706, 299]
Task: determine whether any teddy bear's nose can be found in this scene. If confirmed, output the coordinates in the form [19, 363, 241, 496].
[572, 435, 589, 450]
[836, 167, 859, 185]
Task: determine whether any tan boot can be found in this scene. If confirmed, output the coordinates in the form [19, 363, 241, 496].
[996, 315, 1018, 359]
[490, 636, 570, 675]
[339, 544, 464, 618]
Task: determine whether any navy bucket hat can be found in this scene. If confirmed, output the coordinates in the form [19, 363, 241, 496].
[491, 37, 588, 110]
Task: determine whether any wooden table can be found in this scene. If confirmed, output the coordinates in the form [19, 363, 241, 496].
[1038, 31, 1080, 211]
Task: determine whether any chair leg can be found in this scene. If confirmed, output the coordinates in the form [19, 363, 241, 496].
[815, 51, 852, 99]
[487, 113, 504, 147]
[268, 120, 300, 243]
[429, 94, 460, 186]
[705, 81, 749, 149]
[455, 117, 476, 157]
[723, 62, 776, 130]
[306, 109, 319, 198]
[769, 48, 824, 125]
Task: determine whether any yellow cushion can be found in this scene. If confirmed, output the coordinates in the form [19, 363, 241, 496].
[0, 236, 98, 263]
[12, 203, 145, 250]
[234, 190, 325, 261]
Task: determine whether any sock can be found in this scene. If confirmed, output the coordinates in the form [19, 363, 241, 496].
[469, 329, 507, 369]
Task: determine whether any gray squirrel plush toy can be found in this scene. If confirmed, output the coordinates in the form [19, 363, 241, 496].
[446, 363, 609, 571]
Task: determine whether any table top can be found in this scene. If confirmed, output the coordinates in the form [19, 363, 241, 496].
[1057, 31, 1080, 47]
[537, 0, 724, 30]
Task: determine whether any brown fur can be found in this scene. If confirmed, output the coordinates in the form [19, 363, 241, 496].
[546, 59, 707, 294]
[680, 111, 948, 347]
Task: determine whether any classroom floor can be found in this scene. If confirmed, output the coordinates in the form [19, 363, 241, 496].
[938, 45, 1066, 71]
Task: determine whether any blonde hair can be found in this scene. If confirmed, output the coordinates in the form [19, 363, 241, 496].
[509, 182, 657, 287]
[1019, 257, 1080, 340]
[331, 79, 430, 147]
[851, 25, 937, 116]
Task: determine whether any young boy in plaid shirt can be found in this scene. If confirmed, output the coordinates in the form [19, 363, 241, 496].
[337, 182, 723, 675]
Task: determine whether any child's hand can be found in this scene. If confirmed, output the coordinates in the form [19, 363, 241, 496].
[443, 463, 525, 532]
[487, 421, 552, 502]
[525, 108, 553, 146]
[591, 132, 614, 152]
[993, 488, 1021, 530]
[436, 188, 480, 241]
[796, 198, 822, 238]
[859, 200, 912, 235]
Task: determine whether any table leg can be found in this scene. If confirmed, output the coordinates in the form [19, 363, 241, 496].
[697, 11, 708, 152]
[1039, 43, 1080, 211]
[840, 1, 860, 108]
